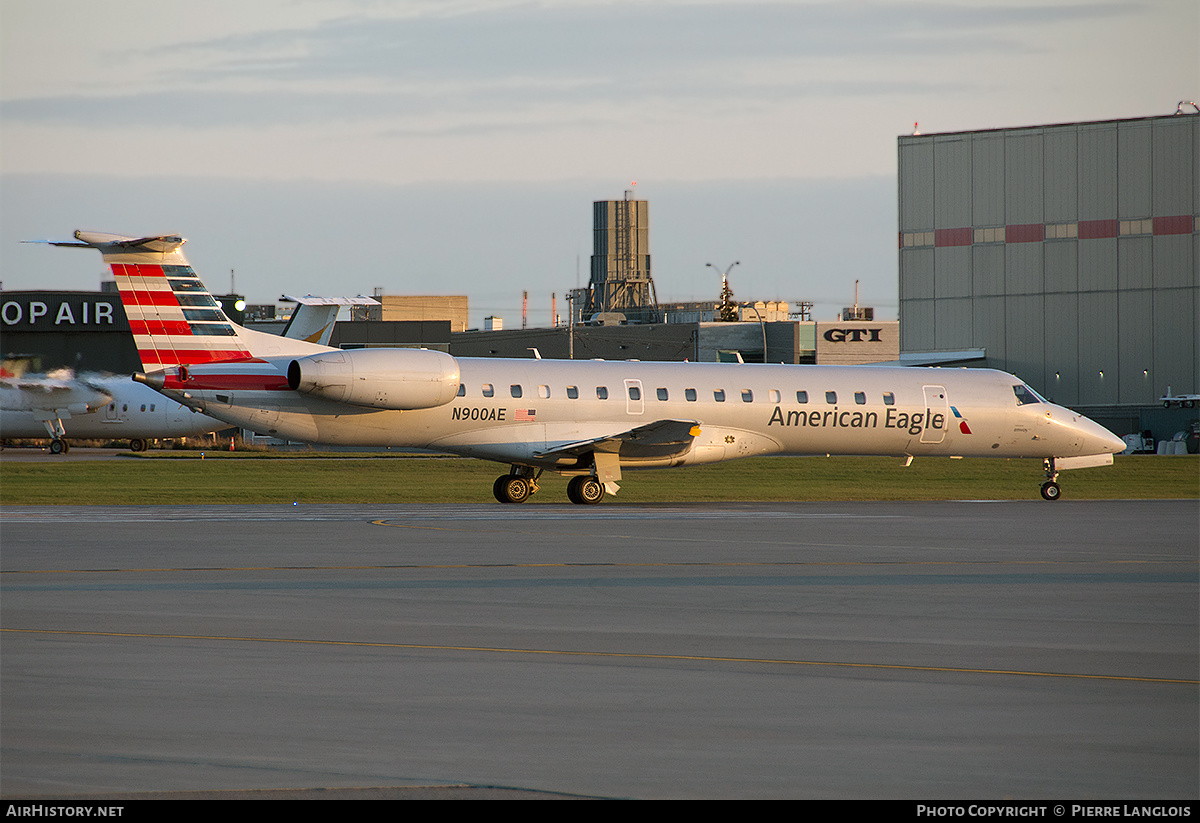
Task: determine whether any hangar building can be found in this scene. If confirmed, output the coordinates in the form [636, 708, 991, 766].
[898, 112, 1198, 436]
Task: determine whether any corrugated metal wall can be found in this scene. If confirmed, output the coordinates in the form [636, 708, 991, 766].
[898, 114, 1198, 410]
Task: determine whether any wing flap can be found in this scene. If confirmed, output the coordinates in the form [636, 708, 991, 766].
[537, 419, 701, 461]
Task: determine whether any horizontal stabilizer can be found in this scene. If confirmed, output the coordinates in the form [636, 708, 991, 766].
[537, 419, 700, 461]
[284, 295, 380, 306]
[25, 231, 185, 252]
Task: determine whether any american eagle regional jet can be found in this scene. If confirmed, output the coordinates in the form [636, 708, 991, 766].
[35, 231, 1125, 503]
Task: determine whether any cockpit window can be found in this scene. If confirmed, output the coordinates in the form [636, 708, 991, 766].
[1013, 384, 1042, 405]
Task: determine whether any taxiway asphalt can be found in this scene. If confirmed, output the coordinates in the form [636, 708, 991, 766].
[1, 501, 1196, 799]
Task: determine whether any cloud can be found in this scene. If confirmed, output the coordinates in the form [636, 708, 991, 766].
[1, 1, 1136, 132]
[0, 76, 970, 133]
[166, 1, 1134, 84]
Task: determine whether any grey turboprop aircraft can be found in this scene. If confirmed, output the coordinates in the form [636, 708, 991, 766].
[31, 231, 1125, 502]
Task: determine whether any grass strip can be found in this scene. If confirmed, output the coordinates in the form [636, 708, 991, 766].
[1, 454, 1195, 505]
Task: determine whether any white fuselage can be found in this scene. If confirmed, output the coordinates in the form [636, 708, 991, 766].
[169, 357, 1125, 470]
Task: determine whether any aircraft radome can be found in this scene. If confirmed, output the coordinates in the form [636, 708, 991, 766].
[32, 231, 1126, 503]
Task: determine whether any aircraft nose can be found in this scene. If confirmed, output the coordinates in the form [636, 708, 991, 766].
[1078, 415, 1126, 455]
[1095, 425, 1127, 455]
[1046, 405, 1127, 455]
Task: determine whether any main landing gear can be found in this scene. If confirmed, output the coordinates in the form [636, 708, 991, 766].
[566, 475, 605, 505]
[493, 467, 540, 504]
[48, 438, 70, 455]
[493, 473, 535, 504]
[492, 468, 606, 505]
[1040, 458, 1062, 501]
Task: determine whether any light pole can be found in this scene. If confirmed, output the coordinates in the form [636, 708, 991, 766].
[743, 303, 768, 363]
[565, 292, 575, 360]
[707, 261, 740, 322]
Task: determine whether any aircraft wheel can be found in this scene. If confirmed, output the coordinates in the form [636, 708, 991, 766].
[494, 475, 531, 504]
[568, 476, 605, 505]
[49, 439, 67, 455]
[1186, 400, 1196, 409]
[1040, 481, 1061, 501]
[566, 476, 583, 504]
[129, 438, 147, 452]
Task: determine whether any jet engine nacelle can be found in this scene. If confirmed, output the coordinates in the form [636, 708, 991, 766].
[287, 348, 461, 411]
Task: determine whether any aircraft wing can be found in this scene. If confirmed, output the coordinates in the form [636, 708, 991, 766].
[0, 376, 112, 413]
[537, 419, 701, 461]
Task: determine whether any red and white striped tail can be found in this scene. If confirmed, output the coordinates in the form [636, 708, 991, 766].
[35, 231, 328, 372]
[110, 262, 254, 369]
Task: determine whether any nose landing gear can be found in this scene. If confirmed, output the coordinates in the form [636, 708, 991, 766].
[1040, 458, 1062, 501]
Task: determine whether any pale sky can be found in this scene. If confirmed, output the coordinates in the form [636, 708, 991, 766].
[2, 0, 1196, 327]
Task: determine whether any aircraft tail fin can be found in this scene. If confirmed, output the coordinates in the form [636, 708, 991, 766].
[55, 231, 252, 370]
[42, 231, 328, 372]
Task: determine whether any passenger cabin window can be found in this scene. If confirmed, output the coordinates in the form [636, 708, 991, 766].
[482, 383, 494, 398]
[741, 389, 753, 403]
[140, 404, 146, 412]
[567, 386, 579, 399]
[825, 391, 837, 404]
[714, 389, 726, 402]
[596, 386, 608, 400]
[768, 389, 781, 404]
[1013, 384, 1041, 405]
[685, 388, 697, 402]
[854, 392, 866, 405]
[538, 385, 550, 399]
[656, 387, 668, 401]
[883, 392, 895, 406]
[511, 384, 522, 398]
[628, 385, 641, 401]
[796, 391, 808, 404]
[457, 384, 466, 397]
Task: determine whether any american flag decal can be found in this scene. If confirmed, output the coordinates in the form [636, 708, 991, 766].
[515, 409, 536, 422]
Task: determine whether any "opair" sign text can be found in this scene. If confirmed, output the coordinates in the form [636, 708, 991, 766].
[1, 299, 118, 328]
